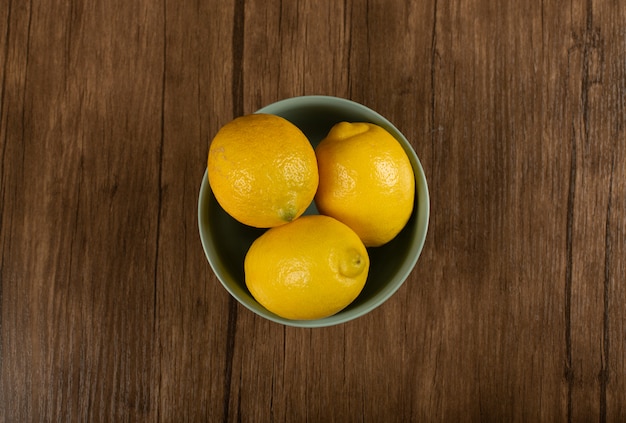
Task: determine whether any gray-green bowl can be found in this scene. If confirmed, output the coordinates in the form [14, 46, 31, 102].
[198, 96, 429, 328]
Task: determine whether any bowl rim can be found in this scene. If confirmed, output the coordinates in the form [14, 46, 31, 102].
[198, 95, 430, 328]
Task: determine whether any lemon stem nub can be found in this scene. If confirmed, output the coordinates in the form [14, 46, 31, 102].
[339, 249, 366, 278]
[280, 205, 297, 222]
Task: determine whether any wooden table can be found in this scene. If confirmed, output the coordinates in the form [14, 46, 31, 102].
[2, 0, 624, 421]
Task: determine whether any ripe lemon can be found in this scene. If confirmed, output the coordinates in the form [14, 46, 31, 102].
[207, 114, 318, 228]
[244, 215, 369, 320]
[315, 122, 415, 247]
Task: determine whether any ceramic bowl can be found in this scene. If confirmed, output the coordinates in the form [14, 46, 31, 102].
[198, 96, 429, 327]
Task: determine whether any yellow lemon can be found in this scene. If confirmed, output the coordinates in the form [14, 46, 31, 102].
[315, 122, 415, 247]
[244, 215, 369, 320]
[208, 114, 318, 228]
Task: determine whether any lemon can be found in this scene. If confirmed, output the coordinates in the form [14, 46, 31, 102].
[244, 215, 369, 320]
[315, 122, 415, 247]
[208, 114, 318, 228]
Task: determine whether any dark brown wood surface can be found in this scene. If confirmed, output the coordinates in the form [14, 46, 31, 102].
[1, 0, 625, 421]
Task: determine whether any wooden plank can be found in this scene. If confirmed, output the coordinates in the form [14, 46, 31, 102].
[156, 0, 236, 420]
[581, 2, 626, 422]
[1, 0, 163, 420]
[424, 1, 564, 420]
[565, 1, 626, 421]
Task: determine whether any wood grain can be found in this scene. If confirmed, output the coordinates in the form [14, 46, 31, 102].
[1, 0, 624, 421]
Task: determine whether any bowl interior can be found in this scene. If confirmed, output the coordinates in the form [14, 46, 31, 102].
[198, 96, 429, 327]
